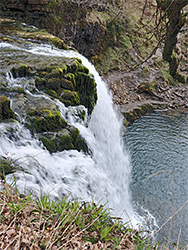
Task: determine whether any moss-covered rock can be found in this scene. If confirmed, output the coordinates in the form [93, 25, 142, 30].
[122, 104, 154, 126]
[40, 134, 56, 154]
[0, 18, 96, 156]
[60, 90, 80, 106]
[36, 77, 74, 92]
[75, 72, 97, 114]
[11, 64, 32, 78]
[0, 96, 15, 121]
[57, 129, 75, 151]
[35, 60, 97, 114]
[28, 110, 67, 134]
[40, 127, 88, 153]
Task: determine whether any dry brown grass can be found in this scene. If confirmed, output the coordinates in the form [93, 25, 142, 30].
[0, 182, 152, 250]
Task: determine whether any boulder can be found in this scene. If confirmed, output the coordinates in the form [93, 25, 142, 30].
[0, 96, 15, 121]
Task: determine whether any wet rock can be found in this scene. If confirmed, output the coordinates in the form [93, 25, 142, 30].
[27, 109, 67, 134]
[11, 64, 32, 78]
[0, 96, 15, 121]
[35, 60, 97, 114]
[40, 127, 88, 154]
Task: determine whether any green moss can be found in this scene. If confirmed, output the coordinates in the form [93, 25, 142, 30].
[39, 126, 88, 153]
[0, 86, 25, 94]
[68, 127, 79, 141]
[67, 61, 89, 74]
[75, 58, 82, 64]
[40, 135, 57, 153]
[122, 104, 153, 126]
[76, 72, 97, 114]
[65, 73, 76, 87]
[28, 110, 67, 133]
[11, 64, 32, 78]
[0, 96, 15, 121]
[58, 134, 74, 151]
[35, 61, 97, 114]
[68, 127, 88, 153]
[61, 90, 80, 106]
[49, 37, 69, 50]
[74, 136, 88, 153]
[47, 89, 58, 98]
[48, 78, 74, 92]
[40, 129, 75, 153]
[50, 66, 68, 75]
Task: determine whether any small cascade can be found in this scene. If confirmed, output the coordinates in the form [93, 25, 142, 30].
[0, 41, 137, 224]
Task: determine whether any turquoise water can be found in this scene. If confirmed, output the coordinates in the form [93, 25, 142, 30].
[124, 112, 188, 247]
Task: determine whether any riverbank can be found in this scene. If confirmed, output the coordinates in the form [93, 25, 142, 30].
[105, 49, 188, 125]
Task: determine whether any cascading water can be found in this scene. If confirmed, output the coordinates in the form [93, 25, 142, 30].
[0, 41, 137, 224]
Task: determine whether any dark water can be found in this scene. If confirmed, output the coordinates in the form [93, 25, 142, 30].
[124, 112, 188, 247]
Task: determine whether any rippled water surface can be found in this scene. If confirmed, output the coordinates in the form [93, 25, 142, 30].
[124, 113, 188, 246]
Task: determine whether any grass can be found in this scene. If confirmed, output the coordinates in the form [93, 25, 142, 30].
[0, 181, 157, 250]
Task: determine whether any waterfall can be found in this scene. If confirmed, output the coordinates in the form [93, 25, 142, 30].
[0, 42, 137, 224]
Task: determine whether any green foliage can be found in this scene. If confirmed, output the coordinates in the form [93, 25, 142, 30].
[6, 193, 32, 215]
[0, 158, 14, 176]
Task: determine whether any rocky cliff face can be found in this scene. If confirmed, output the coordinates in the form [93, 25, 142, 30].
[0, 0, 127, 65]
[0, 0, 48, 27]
[0, 0, 47, 12]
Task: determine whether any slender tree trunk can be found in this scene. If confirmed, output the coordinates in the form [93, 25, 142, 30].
[156, 0, 187, 82]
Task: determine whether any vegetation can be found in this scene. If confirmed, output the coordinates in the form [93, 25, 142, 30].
[0, 95, 15, 121]
[0, 182, 157, 249]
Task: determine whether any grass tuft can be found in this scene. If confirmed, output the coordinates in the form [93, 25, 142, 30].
[0, 181, 157, 249]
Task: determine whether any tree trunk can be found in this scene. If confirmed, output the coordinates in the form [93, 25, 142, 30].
[156, 0, 187, 82]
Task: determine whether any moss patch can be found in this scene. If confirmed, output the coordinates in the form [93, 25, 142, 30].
[35, 60, 97, 114]
[122, 104, 154, 126]
[11, 64, 32, 78]
[40, 127, 88, 154]
[28, 110, 67, 134]
[0, 96, 15, 121]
